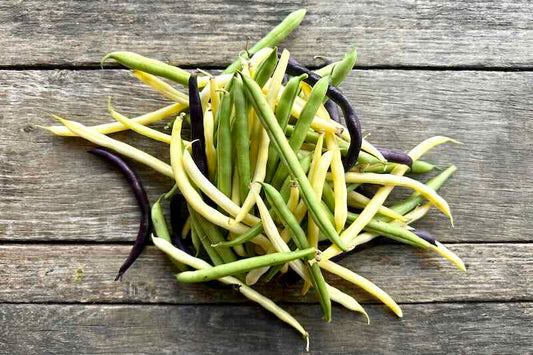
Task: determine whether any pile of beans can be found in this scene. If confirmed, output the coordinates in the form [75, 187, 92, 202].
[43, 9, 464, 350]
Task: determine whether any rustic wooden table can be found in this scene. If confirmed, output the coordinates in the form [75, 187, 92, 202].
[1, 1, 532, 354]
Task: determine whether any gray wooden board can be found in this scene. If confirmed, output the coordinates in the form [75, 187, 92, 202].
[0, 302, 531, 354]
[1, 1, 533, 67]
[0, 69, 531, 242]
[0, 244, 530, 304]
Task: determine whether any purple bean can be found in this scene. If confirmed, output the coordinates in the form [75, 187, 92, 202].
[170, 192, 189, 247]
[378, 148, 413, 168]
[414, 229, 438, 246]
[281, 52, 362, 169]
[188, 72, 208, 177]
[89, 148, 151, 281]
[324, 99, 341, 123]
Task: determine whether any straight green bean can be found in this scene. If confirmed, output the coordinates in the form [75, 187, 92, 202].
[232, 77, 251, 202]
[271, 76, 330, 188]
[212, 222, 263, 248]
[254, 47, 278, 87]
[102, 52, 191, 86]
[216, 91, 233, 198]
[329, 48, 357, 87]
[176, 248, 315, 283]
[194, 213, 238, 264]
[265, 74, 307, 182]
[190, 211, 224, 265]
[223, 9, 306, 74]
[240, 73, 347, 251]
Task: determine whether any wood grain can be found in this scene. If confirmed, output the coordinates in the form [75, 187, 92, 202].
[1, 69, 531, 242]
[0, 243, 530, 304]
[1, 1, 532, 67]
[0, 302, 531, 354]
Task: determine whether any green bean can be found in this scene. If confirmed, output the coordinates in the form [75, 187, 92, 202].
[279, 152, 313, 201]
[259, 182, 332, 322]
[223, 9, 307, 74]
[102, 52, 191, 86]
[232, 77, 251, 202]
[346, 183, 360, 193]
[410, 160, 436, 174]
[346, 212, 431, 249]
[260, 240, 300, 281]
[322, 181, 336, 212]
[212, 222, 263, 248]
[263, 263, 284, 282]
[356, 150, 435, 174]
[216, 91, 233, 198]
[245, 242, 256, 257]
[329, 48, 357, 87]
[193, 213, 238, 264]
[151, 197, 171, 243]
[191, 211, 223, 265]
[220, 153, 312, 249]
[254, 47, 278, 87]
[265, 74, 308, 182]
[314, 62, 336, 77]
[176, 248, 314, 283]
[271, 76, 330, 188]
[190, 219, 201, 257]
[240, 73, 347, 251]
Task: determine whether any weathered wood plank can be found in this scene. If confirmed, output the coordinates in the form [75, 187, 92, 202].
[0, 302, 531, 354]
[1, 1, 532, 67]
[1, 69, 531, 242]
[0, 244, 530, 304]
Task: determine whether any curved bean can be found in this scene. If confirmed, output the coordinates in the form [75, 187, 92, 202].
[153, 236, 309, 342]
[50, 116, 174, 178]
[132, 70, 189, 103]
[282, 54, 362, 169]
[339, 172, 452, 219]
[45, 102, 185, 137]
[107, 99, 174, 144]
[319, 259, 402, 317]
[151, 197, 188, 272]
[329, 48, 357, 87]
[323, 136, 458, 259]
[377, 148, 413, 167]
[89, 148, 151, 281]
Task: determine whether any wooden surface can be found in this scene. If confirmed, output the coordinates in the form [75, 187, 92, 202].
[1, 1, 532, 354]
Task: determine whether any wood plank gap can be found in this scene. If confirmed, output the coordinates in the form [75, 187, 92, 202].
[2, 64, 533, 72]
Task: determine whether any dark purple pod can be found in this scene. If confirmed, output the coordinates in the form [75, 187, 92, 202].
[282, 51, 362, 170]
[324, 99, 341, 123]
[170, 192, 190, 247]
[414, 229, 438, 246]
[378, 148, 413, 168]
[89, 148, 152, 281]
[188, 72, 208, 178]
